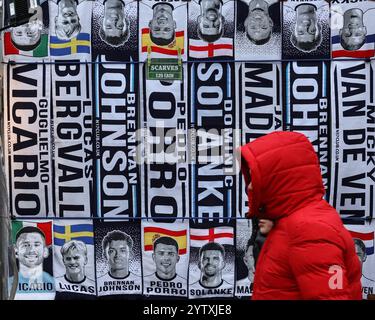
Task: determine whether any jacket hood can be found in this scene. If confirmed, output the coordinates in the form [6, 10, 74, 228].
[239, 131, 325, 220]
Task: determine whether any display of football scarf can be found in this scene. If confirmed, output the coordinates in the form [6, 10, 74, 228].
[235, 62, 282, 217]
[331, 0, 375, 59]
[344, 222, 375, 300]
[2, 0, 52, 218]
[139, 65, 189, 219]
[138, 0, 189, 221]
[188, 0, 234, 60]
[189, 222, 235, 299]
[92, 0, 140, 218]
[141, 220, 189, 298]
[50, 0, 94, 217]
[235, 219, 254, 298]
[330, 60, 373, 222]
[235, 0, 281, 61]
[282, 0, 330, 60]
[138, 0, 187, 61]
[189, 62, 237, 223]
[3, 59, 52, 217]
[94, 220, 142, 297]
[370, 61, 375, 221]
[11, 220, 55, 300]
[53, 219, 96, 297]
[283, 61, 331, 200]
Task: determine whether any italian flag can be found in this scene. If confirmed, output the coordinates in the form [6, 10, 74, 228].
[12, 220, 52, 246]
[4, 32, 48, 57]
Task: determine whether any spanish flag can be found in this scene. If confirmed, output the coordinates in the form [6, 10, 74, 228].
[141, 28, 184, 56]
[144, 226, 187, 255]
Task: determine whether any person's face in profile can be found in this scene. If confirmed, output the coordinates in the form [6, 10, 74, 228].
[62, 248, 87, 275]
[149, 4, 176, 41]
[11, 21, 41, 47]
[200, 249, 225, 277]
[106, 240, 129, 271]
[198, 0, 223, 36]
[153, 243, 180, 277]
[243, 246, 255, 281]
[56, 0, 79, 36]
[340, 9, 367, 50]
[294, 5, 318, 44]
[15, 232, 48, 268]
[258, 219, 274, 235]
[247, 182, 253, 193]
[103, 0, 126, 38]
[246, 181, 254, 212]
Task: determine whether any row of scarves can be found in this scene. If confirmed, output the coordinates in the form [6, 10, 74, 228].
[4, 58, 375, 221]
[3, 0, 374, 220]
[3, 0, 375, 300]
[3, 0, 375, 220]
[11, 219, 375, 300]
[2, 0, 375, 62]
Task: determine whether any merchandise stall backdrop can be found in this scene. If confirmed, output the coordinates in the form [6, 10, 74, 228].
[2, 0, 375, 299]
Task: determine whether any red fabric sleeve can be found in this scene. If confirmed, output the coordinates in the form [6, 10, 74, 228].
[288, 221, 355, 300]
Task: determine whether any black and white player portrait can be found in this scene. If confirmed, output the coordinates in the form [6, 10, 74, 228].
[235, 220, 256, 297]
[353, 238, 375, 298]
[148, 2, 176, 46]
[14, 227, 54, 290]
[354, 238, 367, 273]
[101, 230, 135, 280]
[193, 242, 229, 288]
[339, 8, 367, 51]
[142, 223, 189, 297]
[235, 0, 280, 60]
[57, 240, 95, 287]
[188, 0, 233, 58]
[92, 0, 138, 59]
[244, 0, 274, 45]
[95, 223, 142, 296]
[148, 236, 184, 281]
[99, 0, 130, 47]
[143, 235, 187, 297]
[290, 3, 322, 53]
[197, 0, 224, 43]
[237, 238, 255, 288]
[54, 0, 81, 40]
[6, 0, 49, 56]
[11, 20, 43, 51]
[354, 238, 374, 283]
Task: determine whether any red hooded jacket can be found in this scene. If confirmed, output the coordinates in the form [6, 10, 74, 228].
[239, 131, 362, 300]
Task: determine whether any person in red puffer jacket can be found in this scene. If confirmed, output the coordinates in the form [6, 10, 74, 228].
[238, 131, 362, 300]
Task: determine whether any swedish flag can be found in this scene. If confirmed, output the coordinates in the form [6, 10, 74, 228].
[50, 33, 91, 56]
[53, 224, 94, 246]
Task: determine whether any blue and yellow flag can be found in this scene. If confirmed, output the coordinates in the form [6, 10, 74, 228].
[50, 33, 91, 56]
[54, 224, 94, 246]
